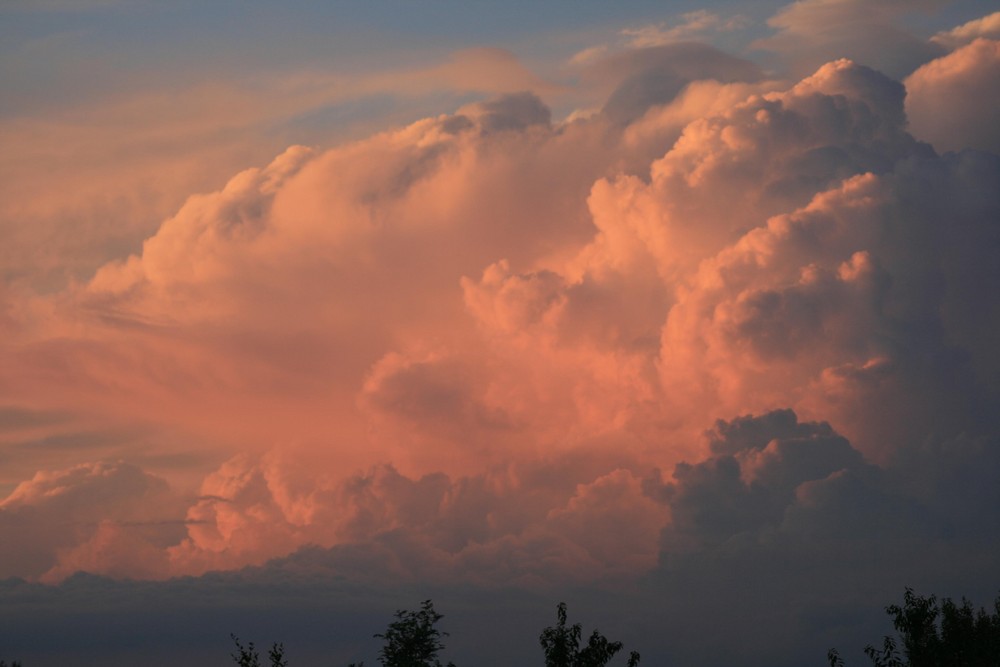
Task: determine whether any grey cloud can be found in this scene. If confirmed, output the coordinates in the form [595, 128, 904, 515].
[661, 411, 871, 551]
[638, 405, 1000, 666]
[707, 408, 829, 455]
[657, 407, 1000, 555]
[465, 91, 552, 133]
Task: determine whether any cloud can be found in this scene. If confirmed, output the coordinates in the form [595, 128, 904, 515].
[632, 407, 1000, 666]
[579, 42, 764, 126]
[658, 410, 877, 552]
[656, 155, 1000, 457]
[3, 53, 995, 589]
[620, 11, 751, 49]
[754, 0, 947, 78]
[143, 449, 667, 585]
[3, 93, 624, 471]
[3, 2, 1000, 664]
[578, 58, 923, 303]
[0, 461, 185, 581]
[0, 20, 998, 666]
[0, 46, 557, 293]
[527, 57, 1000, 466]
[15, 51, 993, 577]
[930, 11, 1000, 50]
[905, 37, 1000, 154]
[8, 407, 995, 666]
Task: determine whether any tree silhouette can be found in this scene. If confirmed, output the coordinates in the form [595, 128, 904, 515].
[828, 588, 1000, 666]
[539, 602, 640, 667]
[231, 633, 287, 667]
[374, 599, 456, 667]
[230, 598, 646, 666]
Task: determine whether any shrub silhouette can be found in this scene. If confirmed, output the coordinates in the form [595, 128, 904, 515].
[539, 602, 640, 667]
[828, 588, 1000, 666]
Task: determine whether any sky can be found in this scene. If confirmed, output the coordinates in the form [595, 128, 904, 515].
[1, 0, 999, 665]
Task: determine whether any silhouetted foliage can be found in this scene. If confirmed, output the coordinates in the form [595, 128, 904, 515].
[828, 588, 1000, 667]
[539, 602, 640, 667]
[231, 634, 262, 667]
[232, 598, 647, 666]
[231, 633, 287, 667]
[268, 642, 288, 667]
[0, 661, 23, 667]
[374, 599, 455, 667]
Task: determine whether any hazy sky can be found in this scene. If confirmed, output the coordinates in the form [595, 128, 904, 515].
[2, 1, 999, 665]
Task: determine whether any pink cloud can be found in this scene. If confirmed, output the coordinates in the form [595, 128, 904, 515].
[930, 11, 1000, 50]
[1, 41, 998, 594]
[905, 38, 1000, 154]
[0, 462, 184, 580]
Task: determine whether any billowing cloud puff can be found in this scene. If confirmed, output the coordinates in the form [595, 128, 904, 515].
[905, 38, 1000, 153]
[658, 157, 1000, 458]
[658, 410, 876, 553]
[525, 57, 999, 462]
[582, 59, 924, 288]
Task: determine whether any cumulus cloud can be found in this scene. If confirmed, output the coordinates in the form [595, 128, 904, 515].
[905, 37, 1000, 153]
[659, 410, 878, 553]
[0, 19, 998, 667]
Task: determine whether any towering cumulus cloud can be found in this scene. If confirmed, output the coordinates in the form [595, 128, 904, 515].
[1, 4, 999, 666]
